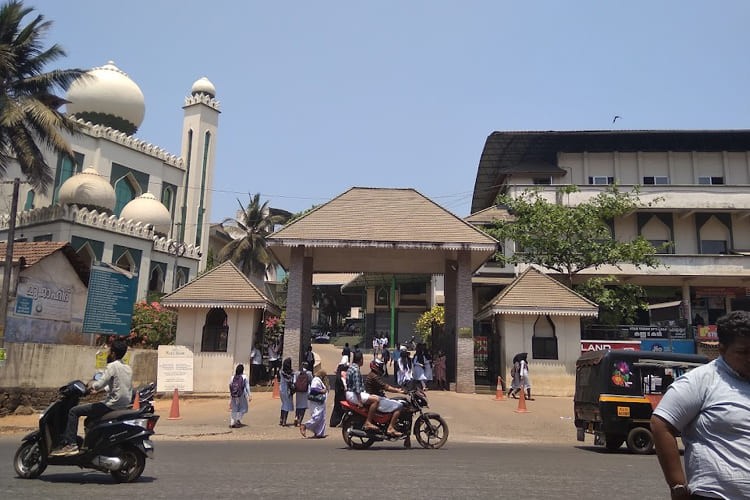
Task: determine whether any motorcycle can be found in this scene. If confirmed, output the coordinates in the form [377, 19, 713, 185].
[13, 379, 160, 483]
[340, 385, 448, 449]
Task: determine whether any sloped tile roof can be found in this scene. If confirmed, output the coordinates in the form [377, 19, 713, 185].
[270, 187, 497, 247]
[477, 267, 598, 318]
[464, 205, 514, 225]
[161, 260, 279, 311]
[0, 241, 90, 284]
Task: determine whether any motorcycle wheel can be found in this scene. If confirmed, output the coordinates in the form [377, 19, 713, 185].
[341, 415, 375, 450]
[110, 447, 146, 483]
[14, 441, 47, 479]
[413, 414, 449, 449]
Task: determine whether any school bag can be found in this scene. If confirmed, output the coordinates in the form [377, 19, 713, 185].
[229, 374, 244, 397]
[294, 371, 310, 392]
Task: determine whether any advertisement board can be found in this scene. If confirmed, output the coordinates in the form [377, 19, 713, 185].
[82, 264, 138, 336]
[580, 340, 641, 353]
[14, 276, 72, 321]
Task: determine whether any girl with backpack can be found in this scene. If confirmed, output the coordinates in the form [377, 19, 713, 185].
[279, 357, 294, 426]
[229, 364, 251, 428]
[293, 362, 313, 426]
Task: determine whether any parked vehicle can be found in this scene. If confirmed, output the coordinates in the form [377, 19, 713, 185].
[313, 332, 331, 343]
[340, 384, 448, 449]
[14, 379, 160, 482]
[574, 349, 708, 454]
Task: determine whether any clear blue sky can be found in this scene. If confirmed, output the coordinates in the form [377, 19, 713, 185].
[32, 0, 750, 220]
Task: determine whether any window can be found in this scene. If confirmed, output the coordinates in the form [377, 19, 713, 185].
[23, 190, 35, 211]
[532, 315, 558, 360]
[533, 177, 552, 185]
[700, 240, 727, 254]
[648, 240, 671, 253]
[698, 176, 724, 185]
[375, 287, 390, 306]
[201, 308, 228, 352]
[114, 175, 139, 216]
[53, 152, 84, 203]
[643, 176, 669, 185]
[588, 176, 614, 185]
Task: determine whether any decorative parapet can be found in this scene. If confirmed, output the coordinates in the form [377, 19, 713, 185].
[152, 235, 202, 259]
[0, 204, 201, 260]
[73, 118, 183, 168]
[183, 92, 221, 112]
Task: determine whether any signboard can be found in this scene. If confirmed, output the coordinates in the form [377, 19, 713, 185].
[641, 339, 696, 354]
[14, 277, 72, 321]
[82, 264, 138, 336]
[697, 325, 719, 340]
[626, 325, 687, 340]
[581, 340, 641, 353]
[157, 345, 194, 392]
[95, 349, 132, 370]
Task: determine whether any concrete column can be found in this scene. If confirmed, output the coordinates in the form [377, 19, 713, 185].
[283, 246, 304, 366]
[681, 282, 692, 326]
[300, 256, 313, 364]
[444, 260, 457, 385]
[455, 251, 475, 393]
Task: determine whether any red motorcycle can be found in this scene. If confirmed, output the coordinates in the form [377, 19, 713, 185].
[340, 387, 448, 449]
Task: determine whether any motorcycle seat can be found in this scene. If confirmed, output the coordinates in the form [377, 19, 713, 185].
[97, 408, 143, 422]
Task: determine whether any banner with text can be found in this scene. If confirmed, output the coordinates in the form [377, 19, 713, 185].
[82, 264, 138, 336]
[157, 345, 194, 392]
[14, 276, 72, 321]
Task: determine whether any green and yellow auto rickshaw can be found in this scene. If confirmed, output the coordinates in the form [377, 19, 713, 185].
[574, 349, 708, 454]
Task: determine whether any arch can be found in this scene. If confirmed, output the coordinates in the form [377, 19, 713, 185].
[698, 215, 730, 254]
[201, 307, 228, 352]
[532, 315, 558, 360]
[640, 215, 672, 253]
[76, 243, 96, 270]
[115, 250, 135, 272]
[23, 190, 35, 211]
[113, 173, 141, 216]
[175, 268, 187, 288]
[149, 265, 165, 293]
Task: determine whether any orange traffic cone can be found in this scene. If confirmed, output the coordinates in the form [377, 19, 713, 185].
[494, 376, 506, 401]
[272, 378, 280, 399]
[167, 388, 182, 420]
[514, 385, 530, 413]
[133, 391, 140, 410]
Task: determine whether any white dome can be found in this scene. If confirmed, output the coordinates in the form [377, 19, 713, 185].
[58, 167, 116, 211]
[66, 61, 145, 134]
[120, 192, 171, 235]
[191, 76, 216, 97]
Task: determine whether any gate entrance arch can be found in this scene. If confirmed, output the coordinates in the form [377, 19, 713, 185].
[268, 187, 498, 393]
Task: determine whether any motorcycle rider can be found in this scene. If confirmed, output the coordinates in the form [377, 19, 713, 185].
[365, 358, 405, 437]
[345, 350, 380, 432]
[51, 340, 133, 456]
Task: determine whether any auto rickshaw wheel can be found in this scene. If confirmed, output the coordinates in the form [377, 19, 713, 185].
[626, 427, 654, 454]
[604, 434, 624, 450]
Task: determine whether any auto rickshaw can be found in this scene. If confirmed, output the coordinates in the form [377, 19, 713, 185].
[574, 349, 708, 454]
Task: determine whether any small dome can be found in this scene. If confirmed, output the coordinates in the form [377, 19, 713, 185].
[191, 76, 216, 97]
[120, 192, 171, 235]
[58, 167, 116, 211]
[66, 61, 145, 135]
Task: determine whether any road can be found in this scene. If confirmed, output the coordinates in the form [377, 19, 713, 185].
[0, 438, 669, 499]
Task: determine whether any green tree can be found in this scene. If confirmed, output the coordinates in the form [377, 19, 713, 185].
[486, 185, 662, 287]
[414, 305, 445, 346]
[218, 193, 289, 281]
[129, 300, 177, 348]
[0, 0, 85, 193]
[574, 276, 648, 326]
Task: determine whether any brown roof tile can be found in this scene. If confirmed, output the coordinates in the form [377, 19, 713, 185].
[162, 261, 279, 311]
[0, 241, 69, 266]
[478, 267, 598, 318]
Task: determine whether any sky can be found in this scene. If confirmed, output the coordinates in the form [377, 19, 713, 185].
[30, 0, 750, 221]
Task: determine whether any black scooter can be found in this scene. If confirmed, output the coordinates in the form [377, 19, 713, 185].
[13, 379, 160, 482]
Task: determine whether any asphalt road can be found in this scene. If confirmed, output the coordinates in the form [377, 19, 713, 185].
[0, 438, 669, 499]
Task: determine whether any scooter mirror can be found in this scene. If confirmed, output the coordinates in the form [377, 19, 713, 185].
[92, 372, 103, 381]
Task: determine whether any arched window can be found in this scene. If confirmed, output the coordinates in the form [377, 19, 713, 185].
[76, 243, 96, 271]
[532, 315, 558, 360]
[23, 190, 35, 211]
[149, 265, 165, 293]
[201, 307, 228, 352]
[175, 268, 187, 289]
[161, 185, 175, 214]
[115, 251, 135, 272]
[698, 214, 730, 254]
[114, 174, 140, 216]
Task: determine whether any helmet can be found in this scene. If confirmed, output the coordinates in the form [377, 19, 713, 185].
[369, 358, 384, 375]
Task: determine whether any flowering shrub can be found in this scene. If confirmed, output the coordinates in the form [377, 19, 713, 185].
[263, 312, 284, 343]
[127, 301, 177, 348]
[414, 305, 445, 346]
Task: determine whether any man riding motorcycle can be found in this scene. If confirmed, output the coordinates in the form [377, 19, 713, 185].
[365, 358, 406, 437]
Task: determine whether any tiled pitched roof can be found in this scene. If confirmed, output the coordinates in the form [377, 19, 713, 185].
[0, 241, 69, 266]
[464, 205, 514, 225]
[161, 260, 279, 311]
[270, 187, 497, 247]
[477, 267, 598, 318]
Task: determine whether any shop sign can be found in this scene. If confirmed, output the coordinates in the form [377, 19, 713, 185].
[625, 325, 687, 339]
[581, 340, 641, 353]
[694, 287, 745, 298]
[697, 325, 718, 340]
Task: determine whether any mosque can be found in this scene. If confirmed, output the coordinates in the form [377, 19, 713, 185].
[0, 61, 220, 299]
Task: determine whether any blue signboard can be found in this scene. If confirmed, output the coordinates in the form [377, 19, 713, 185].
[641, 339, 696, 354]
[82, 264, 138, 336]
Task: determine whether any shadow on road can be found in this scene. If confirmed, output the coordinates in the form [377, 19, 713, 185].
[36, 473, 157, 484]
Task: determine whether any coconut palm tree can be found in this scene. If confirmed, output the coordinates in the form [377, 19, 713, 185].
[0, 0, 85, 194]
[218, 193, 289, 281]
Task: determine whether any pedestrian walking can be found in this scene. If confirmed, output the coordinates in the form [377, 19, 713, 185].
[304, 345, 316, 372]
[249, 342, 263, 386]
[267, 341, 280, 382]
[341, 342, 352, 364]
[413, 343, 428, 391]
[278, 357, 294, 426]
[433, 350, 447, 390]
[518, 353, 533, 400]
[508, 353, 523, 398]
[228, 364, 251, 428]
[300, 369, 328, 438]
[397, 346, 413, 387]
[652, 310, 750, 499]
[293, 362, 313, 426]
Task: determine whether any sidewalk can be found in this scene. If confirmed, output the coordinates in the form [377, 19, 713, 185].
[0, 390, 578, 445]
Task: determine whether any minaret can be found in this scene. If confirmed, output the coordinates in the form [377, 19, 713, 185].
[179, 77, 220, 270]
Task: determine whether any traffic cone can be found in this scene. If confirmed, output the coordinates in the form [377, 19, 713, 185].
[494, 376, 505, 401]
[133, 391, 140, 410]
[272, 378, 280, 399]
[514, 385, 530, 413]
[167, 388, 182, 420]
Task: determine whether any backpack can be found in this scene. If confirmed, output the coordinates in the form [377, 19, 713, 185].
[294, 371, 310, 392]
[229, 374, 244, 397]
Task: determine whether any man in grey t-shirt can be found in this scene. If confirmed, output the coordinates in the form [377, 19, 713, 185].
[51, 340, 133, 456]
[652, 311, 750, 499]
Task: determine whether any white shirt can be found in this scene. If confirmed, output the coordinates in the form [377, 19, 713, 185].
[250, 347, 262, 365]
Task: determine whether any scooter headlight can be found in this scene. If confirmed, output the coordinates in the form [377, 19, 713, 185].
[124, 418, 149, 429]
